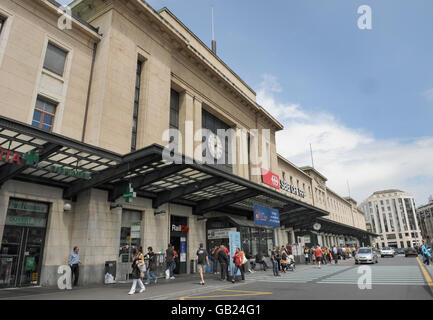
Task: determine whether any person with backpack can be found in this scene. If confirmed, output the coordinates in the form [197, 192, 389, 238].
[217, 245, 229, 281]
[144, 247, 158, 285]
[196, 243, 209, 285]
[231, 248, 245, 283]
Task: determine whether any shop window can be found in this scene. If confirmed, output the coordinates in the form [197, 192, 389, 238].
[32, 97, 57, 132]
[43, 42, 68, 77]
[119, 210, 142, 263]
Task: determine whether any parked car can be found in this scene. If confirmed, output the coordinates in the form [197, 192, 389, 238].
[380, 247, 395, 258]
[405, 247, 418, 257]
[394, 248, 405, 255]
[355, 247, 378, 264]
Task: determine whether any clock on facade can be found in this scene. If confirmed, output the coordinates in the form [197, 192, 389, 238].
[207, 132, 223, 160]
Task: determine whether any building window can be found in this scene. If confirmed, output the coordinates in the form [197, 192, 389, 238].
[131, 60, 143, 151]
[0, 16, 6, 36]
[43, 43, 68, 76]
[32, 97, 57, 132]
[170, 89, 180, 129]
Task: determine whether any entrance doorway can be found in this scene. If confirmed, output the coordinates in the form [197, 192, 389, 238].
[170, 215, 188, 275]
[0, 199, 49, 288]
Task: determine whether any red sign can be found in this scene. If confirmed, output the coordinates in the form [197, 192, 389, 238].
[261, 168, 280, 189]
[0, 146, 21, 165]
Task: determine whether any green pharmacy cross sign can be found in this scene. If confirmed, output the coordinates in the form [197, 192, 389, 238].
[123, 184, 137, 203]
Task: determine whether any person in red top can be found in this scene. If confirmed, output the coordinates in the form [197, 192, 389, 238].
[231, 248, 245, 283]
[314, 245, 323, 269]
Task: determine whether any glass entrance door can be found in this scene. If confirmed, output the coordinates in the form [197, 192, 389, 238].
[0, 226, 46, 288]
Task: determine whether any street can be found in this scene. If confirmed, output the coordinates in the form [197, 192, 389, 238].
[0, 254, 431, 300]
[177, 255, 433, 300]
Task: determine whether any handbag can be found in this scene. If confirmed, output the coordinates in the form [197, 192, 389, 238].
[165, 269, 170, 279]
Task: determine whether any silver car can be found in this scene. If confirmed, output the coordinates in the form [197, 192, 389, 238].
[355, 247, 378, 264]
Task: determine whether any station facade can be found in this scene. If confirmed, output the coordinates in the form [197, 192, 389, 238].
[0, 0, 374, 288]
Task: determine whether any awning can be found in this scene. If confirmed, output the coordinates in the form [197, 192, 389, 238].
[287, 216, 379, 239]
[0, 115, 328, 222]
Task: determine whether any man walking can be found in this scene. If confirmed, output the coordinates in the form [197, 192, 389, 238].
[217, 245, 229, 281]
[333, 245, 339, 264]
[314, 245, 323, 269]
[68, 246, 81, 287]
[197, 243, 209, 285]
[145, 247, 158, 285]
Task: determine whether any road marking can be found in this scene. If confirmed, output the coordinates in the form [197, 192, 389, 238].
[179, 289, 272, 300]
[245, 266, 351, 283]
[318, 265, 426, 286]
[416, 257, 433, 295]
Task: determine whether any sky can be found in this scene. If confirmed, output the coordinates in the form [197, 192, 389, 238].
[60, 0, 433, 206]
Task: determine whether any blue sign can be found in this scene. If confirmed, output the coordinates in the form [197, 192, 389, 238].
[253, 204, 280, 227]
[229, 231, 241, 276]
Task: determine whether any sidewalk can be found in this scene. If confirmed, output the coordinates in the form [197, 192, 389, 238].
[0, 259, 355, 300]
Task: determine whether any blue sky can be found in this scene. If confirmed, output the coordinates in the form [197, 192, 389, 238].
[60, 0, 433, 205]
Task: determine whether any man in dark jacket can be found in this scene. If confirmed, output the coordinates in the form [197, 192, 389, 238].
[166, 244, 176, 279]
[145, 247, 158, 285]
[217, 245, 229, 281]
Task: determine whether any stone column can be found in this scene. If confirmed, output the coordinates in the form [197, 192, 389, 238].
[179, 91, 194, 158]
[70, 188, 121, 285]
[193, 97, 202, 162]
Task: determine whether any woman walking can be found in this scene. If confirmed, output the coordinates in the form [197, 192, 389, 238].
[128, 248, 146, 295]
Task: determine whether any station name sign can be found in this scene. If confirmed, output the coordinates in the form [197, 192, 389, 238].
[280, 179, 306, 198]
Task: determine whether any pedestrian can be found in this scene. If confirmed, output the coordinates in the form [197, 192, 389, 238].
[286, 243, 293, 255]
[332, 246, 338, 264]
[217, 245, 229, 281]
[197, 243, 209, 285]
[271, 247, 280, 276]
[245, 251, 256, 272]
[210, 245, 219, 274]
[232, 248, 245, 283]
[255, 252, 267, 271]
[280, 248, 288, 273]
[144, 247, 158, 285]
[276, 247, 281, 271]
[314, 245, 323, 269]
[322, 247, 327, 265]
[421, 243, 432, 265]
[128, 248, 146, 295]
[68, 246, 81, 287]
[304, 246, 310, 264]
[165, 244, 176, 280]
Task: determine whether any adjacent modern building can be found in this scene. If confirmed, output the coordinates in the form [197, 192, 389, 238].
[359, 190, 422, 249]
[0, 0, 373, 289]
[416, 196, 433, 245]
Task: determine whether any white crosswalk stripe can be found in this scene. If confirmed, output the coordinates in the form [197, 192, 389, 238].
[318, 266, 426, 285]
[245, 266, 351, 283]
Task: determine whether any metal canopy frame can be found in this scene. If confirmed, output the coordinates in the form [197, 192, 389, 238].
[0, 116, 329, 227]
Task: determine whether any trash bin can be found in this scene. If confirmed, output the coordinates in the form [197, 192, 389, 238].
[104, 261, 116, 284]
[190, 259, 197, 274]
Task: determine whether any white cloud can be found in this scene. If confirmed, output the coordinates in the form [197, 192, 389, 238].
[257, 74, 433, 205]
[423, 88, 433, 102]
